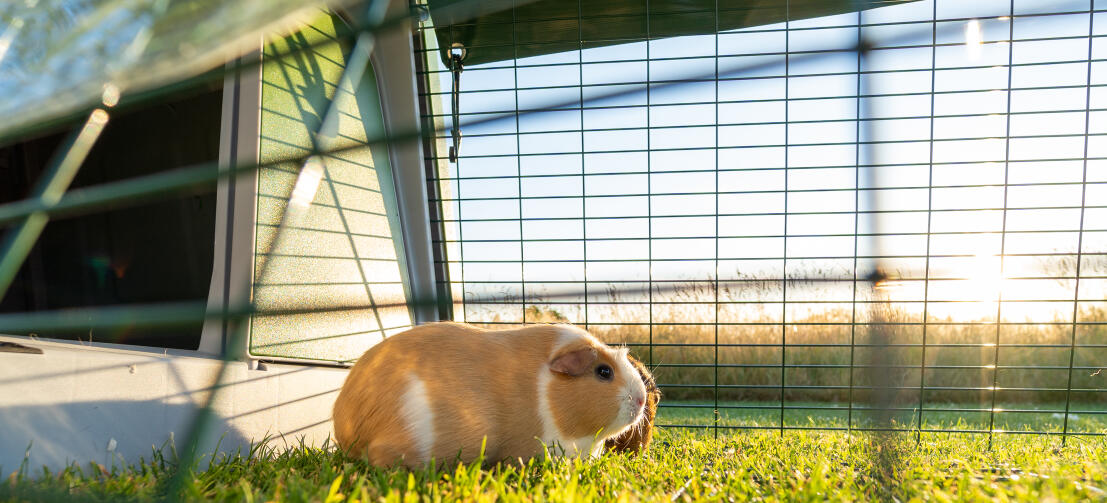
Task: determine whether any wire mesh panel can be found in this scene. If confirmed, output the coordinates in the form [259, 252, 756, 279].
[0, 0, 1105, 473]
[414, 0, 1107, 440]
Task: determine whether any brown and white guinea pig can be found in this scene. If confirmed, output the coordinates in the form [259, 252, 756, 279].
[603, 354, 660, 454]
[332, 322, 648, 467]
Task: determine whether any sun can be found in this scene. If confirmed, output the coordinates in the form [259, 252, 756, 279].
[964, 252, 1006, 303]
[955, 249, 1071, 323]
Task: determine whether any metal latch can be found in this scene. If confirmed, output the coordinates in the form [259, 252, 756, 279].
[448, 43, 466, 163]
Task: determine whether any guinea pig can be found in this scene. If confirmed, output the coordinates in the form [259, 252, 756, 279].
[332, 322, 648, 467]
[603, 354, 660, 454]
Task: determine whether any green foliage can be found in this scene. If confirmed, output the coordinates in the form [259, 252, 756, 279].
[524, 306, 569, 324]
[494, 281, 1107, 405]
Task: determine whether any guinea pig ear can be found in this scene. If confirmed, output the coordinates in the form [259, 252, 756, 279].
[549, 346, 597, 376]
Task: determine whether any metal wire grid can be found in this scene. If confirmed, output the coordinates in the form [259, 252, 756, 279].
[414, 0, 1106, 443]
[0, 4, 1101, 489]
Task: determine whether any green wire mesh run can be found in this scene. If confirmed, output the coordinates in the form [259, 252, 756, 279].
[0, 4, 1103, 489]
[413, 0, 1107, 442]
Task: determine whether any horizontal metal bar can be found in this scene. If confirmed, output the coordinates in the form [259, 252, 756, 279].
[440, 255, 1105, 268]
[432, 180, 1106, 204]
[467, 303, 1102, 309]
[461, 298, 1102, 305]
[658, 403, 1107, 415]
[436, 153, 1107, 178]
[423, 55, 1107, 98]
[450, 275, 1107, 282]
[433, 146, 1104, 182]
[650, 363, 1107, 371]
[438, 273, 1107, 285]
[469, 321, 1107, 331]
[445, 273, 1095, 284]
[618, 341, 1106, 347]
[437, 231, 1101, 245]
[432, 205, 1107, 222]
[475, 303, 1106, 310]
[422, 81, 1107, 120]
[655, 424, 850, 431]
[443, 259, 1105, 272]
[652, 424, 1107, 435]
[655, 383, 1107, 392]
[431, 132, 1107, 161]
[432, 117, 1107, 155]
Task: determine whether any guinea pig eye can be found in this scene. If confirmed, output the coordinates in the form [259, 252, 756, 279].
[595, 364, 613, 381]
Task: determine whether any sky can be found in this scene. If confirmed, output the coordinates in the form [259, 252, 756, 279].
[420, 0, 1106, 327]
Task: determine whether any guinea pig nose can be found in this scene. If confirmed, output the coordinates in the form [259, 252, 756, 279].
[635, 398, 644, 407]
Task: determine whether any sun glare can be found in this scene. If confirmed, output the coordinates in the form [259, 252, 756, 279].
[948, 249, 1072, 322]
[965, 19, 983, 60]
[966, 252, 1005, 302]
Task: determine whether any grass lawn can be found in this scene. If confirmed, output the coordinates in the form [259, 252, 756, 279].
[3, 405, 1106, 502]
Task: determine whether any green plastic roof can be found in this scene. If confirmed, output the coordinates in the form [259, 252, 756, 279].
[428, 0, 917, 67]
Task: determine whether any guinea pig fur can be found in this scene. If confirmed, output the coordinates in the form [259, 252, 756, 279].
[603, 354, 660, 454]
[332, 322, 649, 468]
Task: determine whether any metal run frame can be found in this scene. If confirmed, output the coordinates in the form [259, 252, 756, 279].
[0, 2, 1102, 488]
[413, 0, 1105, 445]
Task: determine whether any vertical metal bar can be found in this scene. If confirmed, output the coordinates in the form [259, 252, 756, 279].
[411, 19, 455, 321]
[713, 0, 721, 440]
[512, 1, 525, 324]
[578, 0, 588, 331]
[0, 109, 109, 298]
[646, 0, 654, 384]
[454, 139, 466, 323]
[449, 58, 463, 163]
[780, 0, 791, 438]
[916, 0, 938, 443]
[1061, 2, 1094, 447]
[987, 1, 1016, 450]
[448, 20, 467, 323]
[848, 8, 862, 437]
